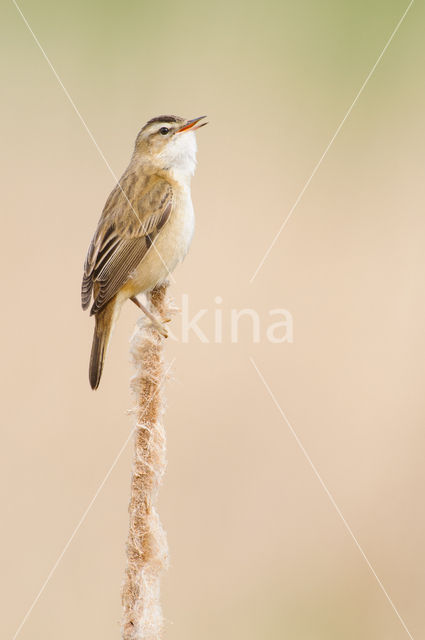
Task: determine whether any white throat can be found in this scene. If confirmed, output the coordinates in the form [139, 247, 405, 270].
[158, 130, 197, 184]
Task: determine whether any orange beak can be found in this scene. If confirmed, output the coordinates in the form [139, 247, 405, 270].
[177, 115, 208, 133]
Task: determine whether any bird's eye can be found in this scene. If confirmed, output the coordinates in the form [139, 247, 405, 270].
[159, 127, 169, 135]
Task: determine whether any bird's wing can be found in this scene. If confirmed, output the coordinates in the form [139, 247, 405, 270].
[81, 176, 173, 315]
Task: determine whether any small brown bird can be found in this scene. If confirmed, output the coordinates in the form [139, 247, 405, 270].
[82, 115, 206, 389]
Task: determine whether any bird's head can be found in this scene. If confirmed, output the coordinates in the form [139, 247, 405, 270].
[134, 115, 207, 176]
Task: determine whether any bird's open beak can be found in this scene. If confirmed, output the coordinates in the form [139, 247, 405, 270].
[177, 115, 208, 133]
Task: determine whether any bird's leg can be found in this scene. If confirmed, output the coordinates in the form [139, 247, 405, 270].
[130, 296, 168, 338]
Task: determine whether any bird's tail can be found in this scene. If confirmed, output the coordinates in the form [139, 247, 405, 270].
[89, 299, 117, 390]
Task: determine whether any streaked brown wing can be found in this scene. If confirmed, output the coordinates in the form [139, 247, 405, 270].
[81, 177, 173, 315]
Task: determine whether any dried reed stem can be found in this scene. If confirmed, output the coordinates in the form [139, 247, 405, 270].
[122, 283, 173, 640]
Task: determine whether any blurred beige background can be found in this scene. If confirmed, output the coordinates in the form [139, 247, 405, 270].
[2, 0, 424, 638]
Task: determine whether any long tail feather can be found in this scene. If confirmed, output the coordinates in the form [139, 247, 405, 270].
[89, 299, 116, 389]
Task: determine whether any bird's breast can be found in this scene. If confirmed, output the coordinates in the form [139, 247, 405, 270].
[167, 186, 195, 263]
[156, 186, 194, 270]
[124, 186, 195, 297]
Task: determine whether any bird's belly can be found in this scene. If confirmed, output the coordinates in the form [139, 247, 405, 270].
[124, 192, 194, 298]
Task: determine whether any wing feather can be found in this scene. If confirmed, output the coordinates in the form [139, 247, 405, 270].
[81, 176, 173, 315]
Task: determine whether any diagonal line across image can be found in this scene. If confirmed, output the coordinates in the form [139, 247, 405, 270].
[11, 358, 176, 640]
[250, 356, 414, 640]
[249, 0, 414, 284]
[11, 0, 176, 284]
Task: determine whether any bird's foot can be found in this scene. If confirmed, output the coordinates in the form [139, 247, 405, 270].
[150, 318, 168, 338]
[131, 295, 168, 337]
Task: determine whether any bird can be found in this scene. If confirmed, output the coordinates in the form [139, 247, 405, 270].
[81, 114, 207, 389]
